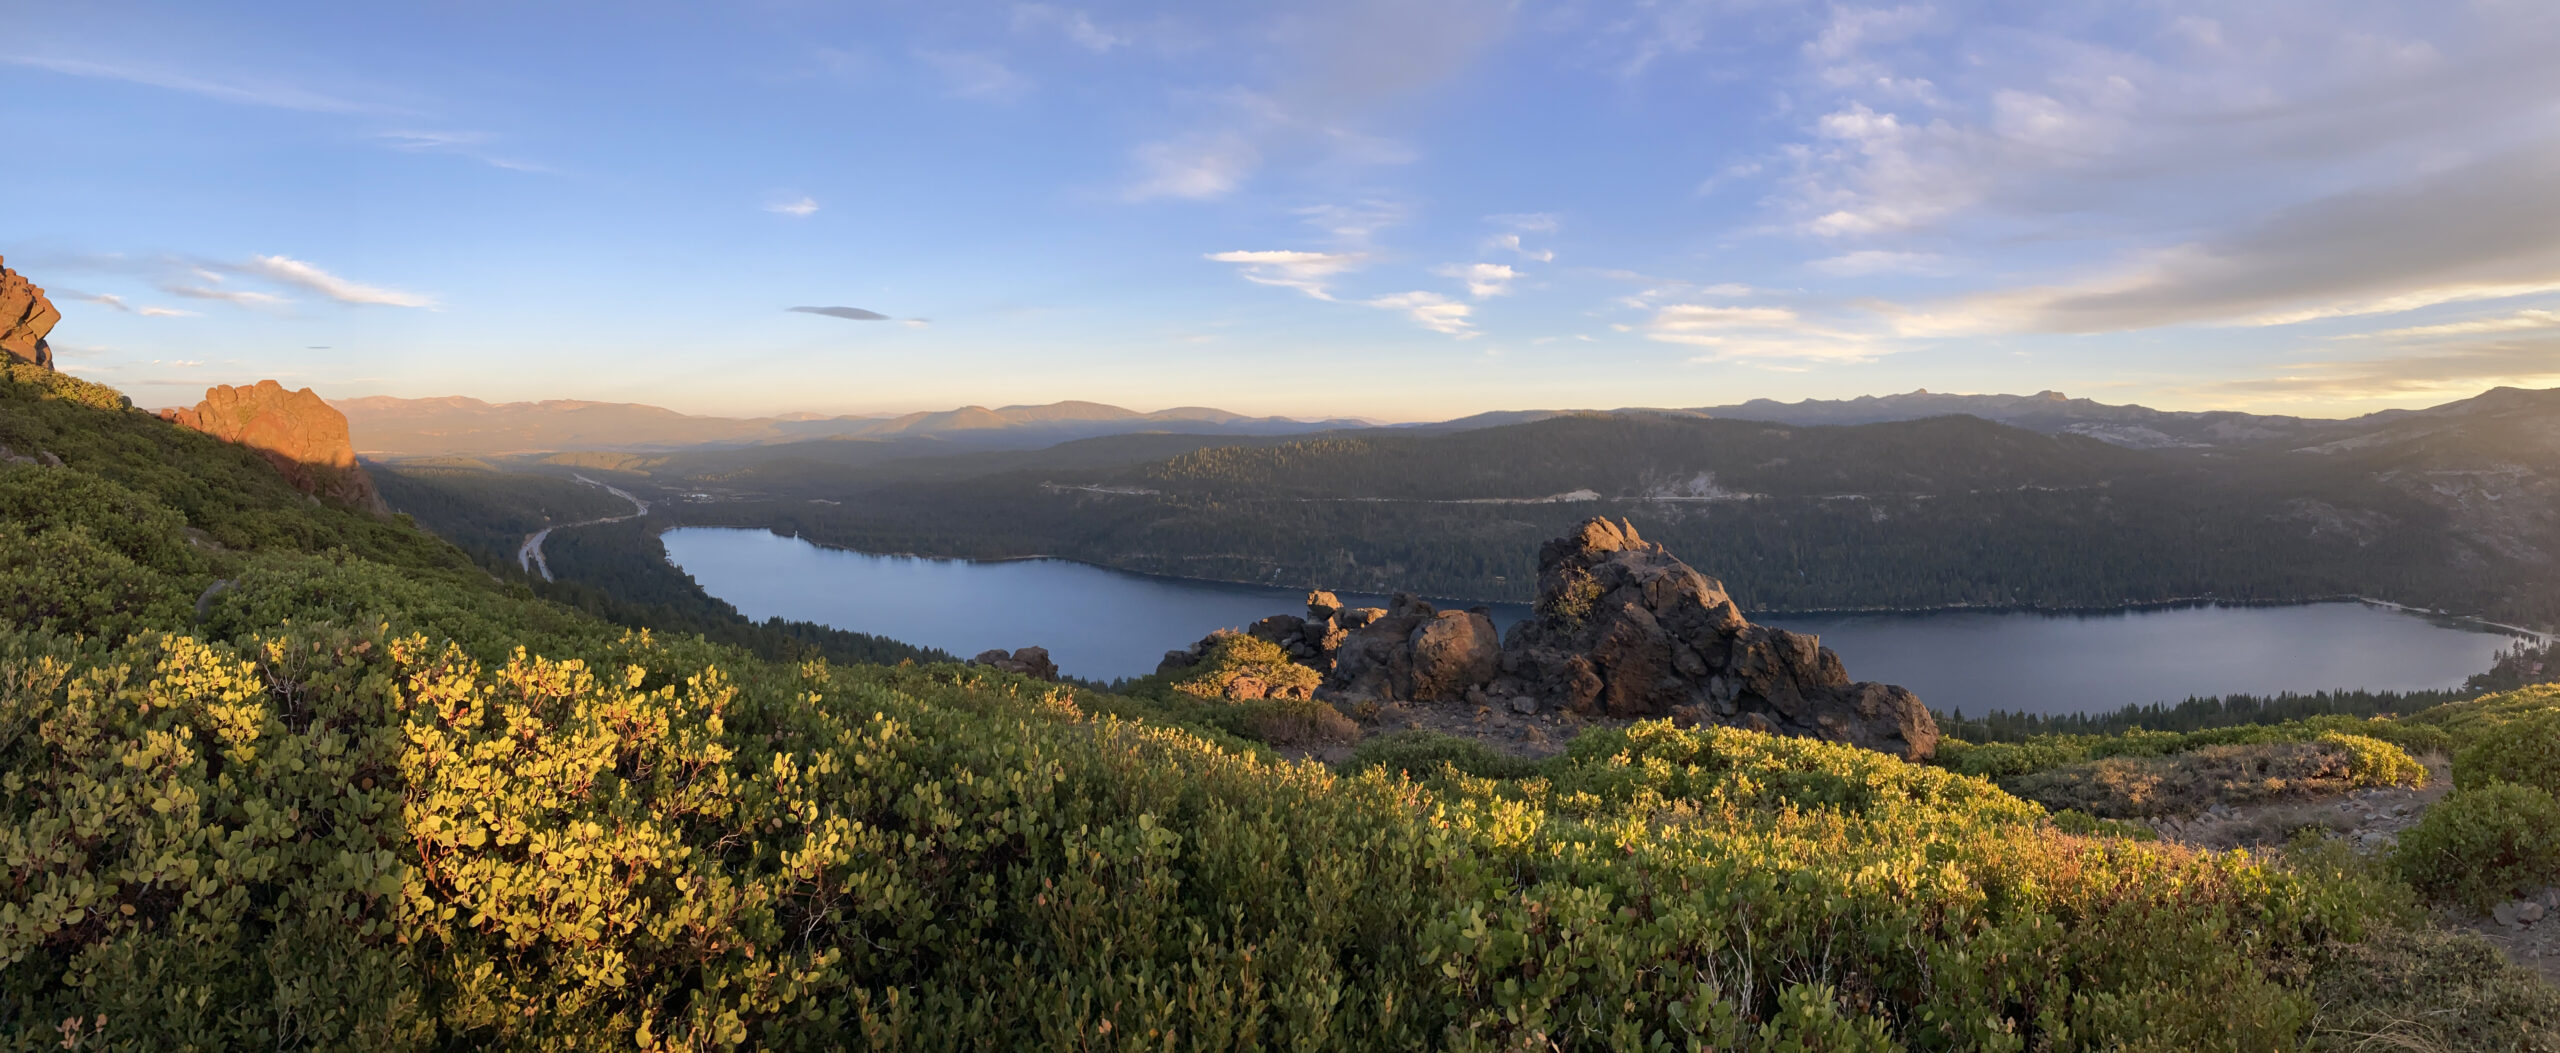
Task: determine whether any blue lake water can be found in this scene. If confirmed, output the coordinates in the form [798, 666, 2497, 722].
[661, 526, 2531, 716]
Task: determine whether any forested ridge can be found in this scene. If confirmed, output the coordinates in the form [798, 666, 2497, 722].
[640, 409, 2555, 628]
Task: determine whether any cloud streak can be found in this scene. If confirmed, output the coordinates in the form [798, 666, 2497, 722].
[1205, 249, 1364, 300]
[241, 256, 435, 307]
[788, 306, 892, 321]
[2, 53, 379, 113]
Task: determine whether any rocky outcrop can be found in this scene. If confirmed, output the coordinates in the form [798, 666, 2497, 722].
[1328, 594, 1501, 705]
[1494, 518, 1938, 760]
[971, 646, 1059, 681]
[1, 256, 60, 369]
[161, 381, 385, 511]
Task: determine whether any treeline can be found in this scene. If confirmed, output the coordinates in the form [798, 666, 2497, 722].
[1939, 688, 2478, 743]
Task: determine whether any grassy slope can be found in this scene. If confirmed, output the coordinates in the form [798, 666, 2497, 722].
[2, 365, 2556, 1050]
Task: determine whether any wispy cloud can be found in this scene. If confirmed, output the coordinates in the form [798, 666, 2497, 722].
[1121, 0, 1509, 201]
[1367, 290, 1474, 336]
[1012, 4, 1125, 53]
[1809, 250, 1948, 277]
[240, 256, 434, 307]
[1128, 131, 1262, 201]
[2198, 333, 2560, 403]
[766, 196, 821, 217]
[789, 306, 890, 321]
[71, 290, 200, 318]
[162, 283, 288, 307]
[917, 49, 1031, 101]
[375, 130, 550, 173]
[2352, 309, 2560, 341]
[1205, 249, 1365, 300]
[2, 53, 379, 113]
[1633, 302, 1891, 365]
[1891, 144, 2560, 336]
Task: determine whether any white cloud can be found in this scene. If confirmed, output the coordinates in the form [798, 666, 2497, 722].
[1012, 5, 1125, 52]
[1205, 250, 1365, 300]
[1486, 233, 1554, 263]
[1437, 262, 1517, 299]
[766, 196, 821, 217]
[917, 50, 1031, 101]
[241, 256, 434, 308]
[136, 306, 196, 317]
[1367, 291, 1474, 336]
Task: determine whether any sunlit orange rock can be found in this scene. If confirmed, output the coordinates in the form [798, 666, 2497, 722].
[0, 255, 59, 368]
[163, 380, 386, 511]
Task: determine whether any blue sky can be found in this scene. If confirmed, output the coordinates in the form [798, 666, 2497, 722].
[9, 1, 2559, 420]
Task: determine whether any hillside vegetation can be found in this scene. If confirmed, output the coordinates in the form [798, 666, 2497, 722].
[4, 364, 2558, 1050]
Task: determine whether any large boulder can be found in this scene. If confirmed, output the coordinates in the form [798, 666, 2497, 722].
[1501, 518, 1939, 760]
[161, 381, 386, 512]
[971, 646, 1059, 681]
[1328, 594, 1500, 704]
[0, 256, 60, 369]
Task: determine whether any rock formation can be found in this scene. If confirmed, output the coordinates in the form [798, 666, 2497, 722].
[161, 381, 386, 512]
[1180, 518, 1941, 760]
[970, 646, 1060, 681]
[1327, 595, 1502, 705]
[1494, 518, 1938, 759]
[1, 256, 60, 369]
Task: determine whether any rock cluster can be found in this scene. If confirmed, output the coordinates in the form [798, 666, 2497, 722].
[1495, 519, 1938, 759]
[161, 381, 386, 512]
[1, 256, 60, 369]
[1176, 518, 1941, 760]
[970, 646, 1059, 681]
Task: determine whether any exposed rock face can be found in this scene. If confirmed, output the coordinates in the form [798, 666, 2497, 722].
[1497, 518, 1938, 760]
[1329, 594, 1501, 704]
[0, 256, 60, 369]
[970, 646, 1060, 681]
[160, 381, 385, 511]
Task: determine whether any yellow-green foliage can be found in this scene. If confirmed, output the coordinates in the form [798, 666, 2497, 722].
[1341, 729, 1541, 781]
[1963, 729, 2427, 819]
[1165, 630, 1322, 701]
[2394, 782, 2560, 912]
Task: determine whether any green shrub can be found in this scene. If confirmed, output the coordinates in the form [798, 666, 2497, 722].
[2005, 737, 2421, 819]
[2395, 783, 2560, 911]
[2452, 709, 2560, 797]
[1338, 729, 1540, 780]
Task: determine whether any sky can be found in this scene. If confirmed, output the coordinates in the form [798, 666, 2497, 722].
[8, 0, 2560, 421]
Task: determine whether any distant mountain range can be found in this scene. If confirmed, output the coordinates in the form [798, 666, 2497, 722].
[340, 386, 2530, 461]
[334, 395, 1371, 457]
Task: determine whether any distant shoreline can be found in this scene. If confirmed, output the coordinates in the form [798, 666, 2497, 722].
[651, 522, 2555, 641]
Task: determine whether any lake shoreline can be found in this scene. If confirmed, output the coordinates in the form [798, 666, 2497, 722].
[656, 522, 2554, 643]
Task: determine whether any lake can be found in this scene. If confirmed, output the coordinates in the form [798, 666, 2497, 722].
[661, 526, 2532, 716]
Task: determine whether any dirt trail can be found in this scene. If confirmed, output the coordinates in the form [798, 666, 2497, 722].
[2147, 760, 2560, 983]
[517, 474, 649, 582]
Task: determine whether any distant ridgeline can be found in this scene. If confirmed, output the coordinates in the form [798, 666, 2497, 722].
[4, 256, 2560, 1045]
[621, 399, 2560, 632]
